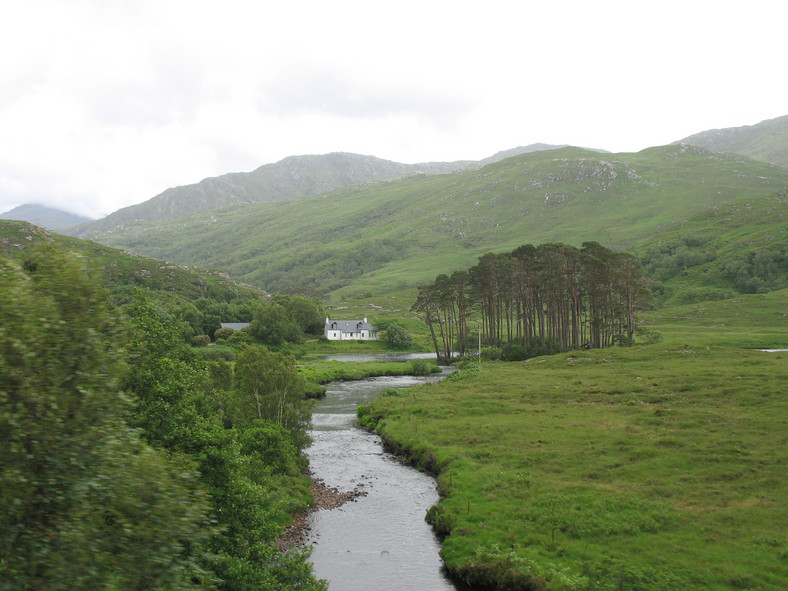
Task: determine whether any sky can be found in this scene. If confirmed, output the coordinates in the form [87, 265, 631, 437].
[1, 0, 786, 220]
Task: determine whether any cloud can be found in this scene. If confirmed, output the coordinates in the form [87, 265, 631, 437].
[1, 0, 787, 218]
[260, 67, 476, 129]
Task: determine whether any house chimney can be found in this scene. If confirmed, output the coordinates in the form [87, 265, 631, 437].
[363, 317, 367, 323]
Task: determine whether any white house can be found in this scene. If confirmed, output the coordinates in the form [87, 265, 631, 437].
[324, 317, 379, 341]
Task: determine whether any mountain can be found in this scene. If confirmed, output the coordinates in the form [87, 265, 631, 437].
[0, 204, 92, 231]
[480, 143, 607, 164]
[79, 144, 788, 300]
[676, 114, 788, 168]
[71, 153, 475, 238]
[70, 145, 576, 239]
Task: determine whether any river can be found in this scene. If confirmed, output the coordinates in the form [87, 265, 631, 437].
[305, 354, 459, 591]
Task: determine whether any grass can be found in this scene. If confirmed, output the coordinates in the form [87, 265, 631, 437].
[639, 289, 788, 348]
[298, 359, 439, 386]
[357, 293, 788, 590]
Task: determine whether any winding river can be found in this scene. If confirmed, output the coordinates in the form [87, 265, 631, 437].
[305, 354, 458, 590]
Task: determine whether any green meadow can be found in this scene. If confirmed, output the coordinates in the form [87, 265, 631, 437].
[358, 291, 788, 590]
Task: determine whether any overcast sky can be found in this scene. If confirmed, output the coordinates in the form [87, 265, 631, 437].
[1, 0, 785, 219]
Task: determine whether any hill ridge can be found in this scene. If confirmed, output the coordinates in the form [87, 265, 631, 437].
[69, 145, 571, 238]
[82, 145, 788, 299]
[675, 114, 788, 168]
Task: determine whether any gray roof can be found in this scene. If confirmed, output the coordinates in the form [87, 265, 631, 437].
[325, 319, 375, 332]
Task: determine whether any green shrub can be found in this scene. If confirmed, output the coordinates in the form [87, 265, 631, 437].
[481, 346, 502, 361]
[380, 387, 402, 397]
[409, 359, 432, 375]
[193, 334, 211, 346]
[214, 326, 235, 341]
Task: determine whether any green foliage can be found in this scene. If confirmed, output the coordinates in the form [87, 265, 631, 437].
[0, 251, 211, 589]
[272, 294, 326, 334]
[380, 387, 403, 397]
[233, 346, 313, 452]
[718, 246, 787, 293]
[375, 319, 415, 349]
[193, 333, 211, 346]
[298, 359, 433, 386]
[408, 359, 433, 376]
[636, 193, 788, 305]
[250, 301, 302, 346]
[414, 242, 649, 361]
[214, 326, 236, 341]
[481, 346, 503, 360]
[121, 294, 325, 590]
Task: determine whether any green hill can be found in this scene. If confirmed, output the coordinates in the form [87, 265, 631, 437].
[70, 147, 578, 238]
[635, 191, 788, 305]
[70, 152, 477, 237]
[676, 114, 788, 168]
[81, 145, 788, 302]
[0, 219, 268, 338]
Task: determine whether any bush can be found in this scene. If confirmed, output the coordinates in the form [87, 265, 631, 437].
[225, 330, 253, 347]
[383, 321, 415, 350]
[194, 346, 237, 362]
[409, 359, 432, 376]
[193, 334, 211, 346]
[214, 326, 235, 341]
[380, 387, 402, 397]
[481, 346, 502, 361]
[502, 343, 528, 361]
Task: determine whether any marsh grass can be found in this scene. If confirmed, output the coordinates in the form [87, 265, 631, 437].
[359, 337, 788, 589]
[640, 289, 788, 348]
[298, 359, 439, 386]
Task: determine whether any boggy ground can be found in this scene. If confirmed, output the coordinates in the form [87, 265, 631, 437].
[358, 344, 788, 591]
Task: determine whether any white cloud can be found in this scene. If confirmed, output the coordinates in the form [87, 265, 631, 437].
[0, 0, 786, 218]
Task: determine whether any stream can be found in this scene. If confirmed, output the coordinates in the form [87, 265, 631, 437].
[305, 354, 458, 590]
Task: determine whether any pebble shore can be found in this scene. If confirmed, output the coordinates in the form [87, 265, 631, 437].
[278, 473, 368, 550]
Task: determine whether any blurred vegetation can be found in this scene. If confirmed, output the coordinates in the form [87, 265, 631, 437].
[0, 249, 327, 590]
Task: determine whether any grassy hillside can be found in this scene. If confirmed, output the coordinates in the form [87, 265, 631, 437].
[634, 191, 787, 305]
[358, 290, 788, 590]
[677, 114, 788, 168]
[0, 220, 268, 334]
[82, 145, 788, 302]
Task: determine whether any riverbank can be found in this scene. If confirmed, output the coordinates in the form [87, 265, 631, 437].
[300, 358, 440, 397]
[357, 346, 788, 590]
[278, 473, 368, 550]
